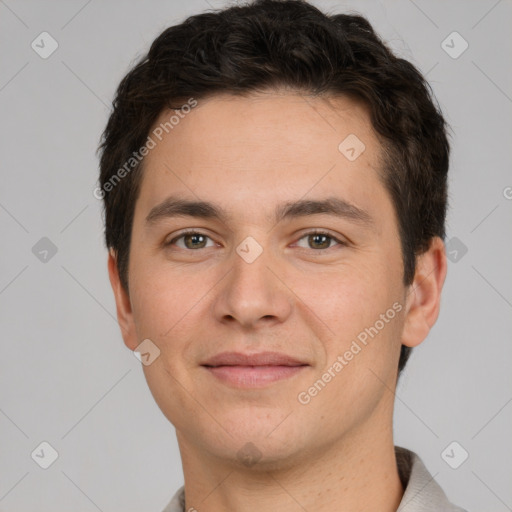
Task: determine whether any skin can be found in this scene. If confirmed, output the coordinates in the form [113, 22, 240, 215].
[108, 91, 447, 512]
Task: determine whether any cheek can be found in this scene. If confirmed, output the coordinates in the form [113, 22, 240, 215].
[128, 260, 195, 343]
[298, 260, 400, 334]
[292, 262, 405, 392]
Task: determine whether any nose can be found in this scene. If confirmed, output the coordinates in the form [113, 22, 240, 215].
[212, 243, 293, 330]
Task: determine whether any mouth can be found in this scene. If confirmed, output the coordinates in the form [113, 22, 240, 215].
[201, 351, 309, 388]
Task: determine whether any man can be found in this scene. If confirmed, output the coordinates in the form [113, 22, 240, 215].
[98, 0, 466, 510]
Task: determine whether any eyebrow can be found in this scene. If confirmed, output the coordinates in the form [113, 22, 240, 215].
[145, 195, 374, 227]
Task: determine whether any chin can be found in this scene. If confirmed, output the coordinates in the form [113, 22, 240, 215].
[201, 417, 313, 471]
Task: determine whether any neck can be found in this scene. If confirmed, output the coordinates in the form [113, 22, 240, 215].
[176, 414, 404, 512]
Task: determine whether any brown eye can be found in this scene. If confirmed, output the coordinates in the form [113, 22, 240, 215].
[295, 231, 345, 251]
[307, 233, 331, 249]
[183, 233, 208, 249]
[167, 231, 214, 250]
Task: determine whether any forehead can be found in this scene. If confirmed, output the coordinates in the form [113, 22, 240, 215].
[135, 91, 390, 226]
[148, 91, 378, 166]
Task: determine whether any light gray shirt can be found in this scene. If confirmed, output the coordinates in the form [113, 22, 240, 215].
[161, 446, 467, 511]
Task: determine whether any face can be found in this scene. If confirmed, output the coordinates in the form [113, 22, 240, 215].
[110, 92, 429, 470]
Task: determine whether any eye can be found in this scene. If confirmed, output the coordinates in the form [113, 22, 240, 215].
[294, 230, 345, 250]
[166, 231, 216, 250]
[165, 229, 346, 251]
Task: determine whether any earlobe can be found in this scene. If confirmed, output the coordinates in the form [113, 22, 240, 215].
[107, 249, 139, 351]
[401, 237, 448, 348]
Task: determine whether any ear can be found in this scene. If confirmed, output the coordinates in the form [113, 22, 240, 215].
[401, 237, 447, 348]
[107, 249, 139, 351]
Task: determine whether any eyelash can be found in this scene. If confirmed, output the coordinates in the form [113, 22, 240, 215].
[165, 229, 346, 251]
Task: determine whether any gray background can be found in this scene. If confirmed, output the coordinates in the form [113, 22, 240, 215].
[0, 0, 511, 511]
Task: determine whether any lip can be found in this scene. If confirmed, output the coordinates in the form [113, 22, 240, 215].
[202, 351, 309, 388]
[202, 351, 307, 367]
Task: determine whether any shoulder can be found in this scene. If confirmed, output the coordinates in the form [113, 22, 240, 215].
[161, 485, 185, 512]
[396, 446, 468, 512]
